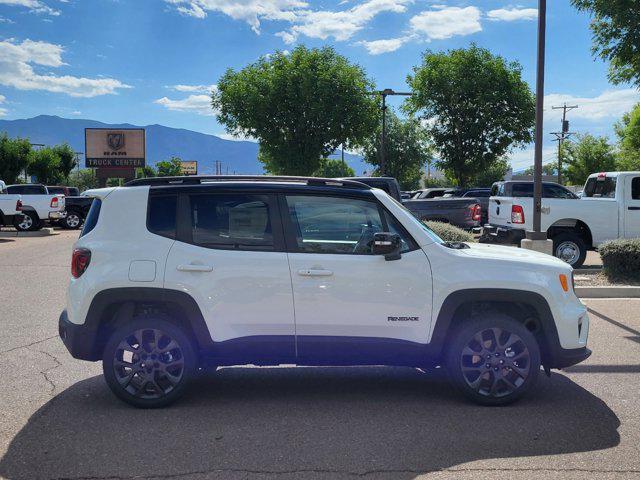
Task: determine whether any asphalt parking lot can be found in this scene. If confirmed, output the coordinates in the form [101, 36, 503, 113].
[0, 231, 638, 479]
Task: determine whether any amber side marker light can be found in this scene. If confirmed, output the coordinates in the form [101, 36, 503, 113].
[559, 274, 569, 292]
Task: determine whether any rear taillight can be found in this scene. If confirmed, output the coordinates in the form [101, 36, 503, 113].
[16, 199, 22, 211]
[51, 196, 59, 208]
[511, 205, 525, 224]
[71, 248, 91, 278]
[471, 203, 482, 222]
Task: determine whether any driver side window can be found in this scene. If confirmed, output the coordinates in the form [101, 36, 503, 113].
[286, 195, 403, 254]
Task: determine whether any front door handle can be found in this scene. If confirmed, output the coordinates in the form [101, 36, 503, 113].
[297, 269, 333, 277]
[628, 206, 640, 211]
[177, 264, 213, 272]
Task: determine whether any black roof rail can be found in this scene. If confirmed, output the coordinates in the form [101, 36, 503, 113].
[124, 175, 371, 189]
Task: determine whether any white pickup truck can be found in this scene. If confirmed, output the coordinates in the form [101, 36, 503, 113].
[2, 184, 65, 231]
[0, 180, 24, 227]
[483, 172, 640, 267]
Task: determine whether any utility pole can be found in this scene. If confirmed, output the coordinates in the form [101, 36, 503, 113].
[550, 103, 578, 185]
[369, 89, 412, 176]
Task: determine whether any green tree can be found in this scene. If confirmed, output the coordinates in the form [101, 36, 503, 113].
[561, 134, 617, 185]
[615, 103, 640, 170]
[523, 162, 558, 176]
[136, 165, 157, 178]
[156, 157, 183, 176]
[362, 110, 430, 190]
[52, 143, 77, 181]
[406, 45, 535, 188]
[314, 158, 355, 178]
[0, 133, 31, 184]
[572, 1, 640, 86]
[473, 158, 510, 187]
[68, 169, 99, 192]
[27, 147, 63, 184]
[213, 46, 378, 175]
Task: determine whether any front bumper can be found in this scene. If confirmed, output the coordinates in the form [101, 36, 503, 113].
[481, 224, 526, 244]
[59, 310, 100, 361]
[553, 346, 592, 369]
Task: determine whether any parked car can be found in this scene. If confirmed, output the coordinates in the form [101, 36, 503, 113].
[403, 196, 482, 230]
[445, 188, 491, 224]
[3, 184, 65, 231]
[341, 177, 402, 201]
[59, 175, 590, 408]
[60, 195, 94, 229]
[0, 180, 24, 227]
[483, 172, 640, 267]
[47, 185, 80, 197]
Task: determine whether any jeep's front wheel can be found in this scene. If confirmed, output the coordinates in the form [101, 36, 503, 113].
[446, 315, 540, 406]
[102, 318, 196, 408]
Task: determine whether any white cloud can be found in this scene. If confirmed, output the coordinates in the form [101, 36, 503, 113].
[169, 83, 216, 93]
[165, 0, 307, 33]
[154, 94, 216, 116]
[357, 36, 409, 55]
[0, 0, 60, 15]
[0, 94, 7, 116]
[216, 132, 257, 142]
[279, 0, 412, 43]
[70, 110, 81, 115]
[409, 6, 482, 40]
[487, 7, 537, 22]
[0, 39, 131, 97]
[544, 89, 640, 121]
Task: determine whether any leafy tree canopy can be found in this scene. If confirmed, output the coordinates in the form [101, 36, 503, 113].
[572, 0, 640, 86]
[52, 143, 77, 180]
[472, 157, 510, 187]
[0, 133, 31, 184]
[561, 134, 617, 185]
[405, 45, 535, 188]
[68, 169, 99, 192]
[362, 109, 430, 190]
[314, 158, 355, 178]
[156, 157, 183, 176]
[615, 102, 640, 170]
[213, 46, 378, 176]
[523, 162, 558, 176]
[27, 147, 63, 185]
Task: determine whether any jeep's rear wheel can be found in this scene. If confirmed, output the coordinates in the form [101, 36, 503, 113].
[102, 318, 196, 408]
[446, 315, 540, 406]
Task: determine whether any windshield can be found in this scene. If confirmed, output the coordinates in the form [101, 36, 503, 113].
[386, 195, 444, 244]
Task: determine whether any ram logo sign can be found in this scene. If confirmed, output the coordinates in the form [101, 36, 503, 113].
[85, 128, 146, 168]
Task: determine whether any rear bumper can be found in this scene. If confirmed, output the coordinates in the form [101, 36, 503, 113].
[58, 310, 99, 361]
[481, 224, 526, 244]
[49, 211, 66, 220]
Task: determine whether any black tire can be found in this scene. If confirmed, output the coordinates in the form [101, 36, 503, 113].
[102, 317, 197, 408]
[62, 210, 83, 229]
[446, 314, 541, 406]
[552, 232, 587, 268]
[14, 211, 42, 231]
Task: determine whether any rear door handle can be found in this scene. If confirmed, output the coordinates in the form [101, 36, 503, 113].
[177, 264, 213, 272]
[628, 206, 640, 211]
[297, 269, 333, 277]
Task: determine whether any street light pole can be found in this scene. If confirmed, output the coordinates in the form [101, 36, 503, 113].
[371, 89, 412, 176]
[527, 0, 547, 241]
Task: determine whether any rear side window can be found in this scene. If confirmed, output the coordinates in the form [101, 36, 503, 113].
[584, 176, 617, 198]
[511, 183, 534, 197]
[80, 198, 101, 237]
[490, 184, 505, 196]
[148, 194, 177, 239]
[632, 177, 640, 200]
[543, 184, 577, 199]
[189, 193, 274, 250]
[7, 185, 47, 195]
[68, 187, 80, 196]
[47, 187, 65, 195]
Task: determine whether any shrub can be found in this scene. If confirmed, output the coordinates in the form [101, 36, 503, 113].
[600, 238, 640, 283]
[423, 221, 474, 242]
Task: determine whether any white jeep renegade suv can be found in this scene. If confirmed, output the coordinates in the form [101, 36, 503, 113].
[59, 176, 591, 408]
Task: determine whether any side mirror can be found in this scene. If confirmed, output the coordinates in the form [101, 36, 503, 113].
[372, 232, 402, 261]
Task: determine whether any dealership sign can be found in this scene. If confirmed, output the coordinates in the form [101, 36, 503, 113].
[85, 128, 146, 168]
[180, 161, 198, 175]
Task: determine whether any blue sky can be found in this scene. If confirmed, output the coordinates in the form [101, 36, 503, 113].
[1, 0, 638, 169]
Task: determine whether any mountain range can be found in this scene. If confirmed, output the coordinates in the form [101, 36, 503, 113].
[0, 115, 367, 175]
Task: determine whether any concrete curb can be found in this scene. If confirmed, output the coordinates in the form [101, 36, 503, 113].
[576, 286, 640, 298]
[0, 228, 57, 238]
